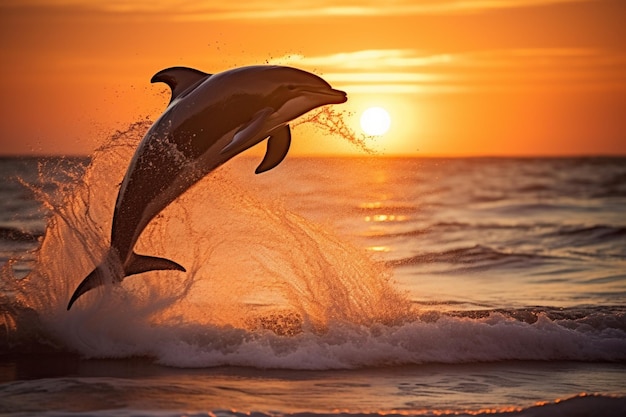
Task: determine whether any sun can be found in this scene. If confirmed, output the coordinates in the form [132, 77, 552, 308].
[360, 106, 391, 136]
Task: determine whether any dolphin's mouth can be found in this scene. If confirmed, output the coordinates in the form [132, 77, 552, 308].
[325, 88, 348, 104]
[307, 88, 348, 104]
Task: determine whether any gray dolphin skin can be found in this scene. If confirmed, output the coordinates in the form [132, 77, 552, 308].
[67, 65, 347, 310]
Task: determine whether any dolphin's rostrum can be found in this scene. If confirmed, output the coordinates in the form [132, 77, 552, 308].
[67, 65, 347, 310]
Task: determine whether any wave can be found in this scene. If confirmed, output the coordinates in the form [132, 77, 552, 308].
[0, 227, 42, 243]
[376, 221, 626, 266]
[2, 301, 625, 368]
[213, 395, 626, 417]
[362, 221, 549, 240]
[545, 224, 626, 246]
[1, 391, 624, 417]
[387, 244, 557, 270]
[201, 395, 626, 417]
[365, 218, 626, 242]
[155, 308, 626, 369]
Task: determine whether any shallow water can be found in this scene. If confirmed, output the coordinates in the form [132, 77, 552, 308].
[1, 146, 625, 415]
[2, 358, 626, 416]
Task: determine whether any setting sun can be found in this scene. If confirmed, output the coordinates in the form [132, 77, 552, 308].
[360, 106, 391, 136]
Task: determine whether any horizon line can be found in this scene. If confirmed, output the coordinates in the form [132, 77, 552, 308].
[1, 153, 625, 159]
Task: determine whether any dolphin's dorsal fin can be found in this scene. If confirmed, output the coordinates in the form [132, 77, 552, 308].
[255, 125, 292, 174]
[151, 67, 211, 103]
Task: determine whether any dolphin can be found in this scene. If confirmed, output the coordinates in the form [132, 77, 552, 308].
[67, 65, 347, 310]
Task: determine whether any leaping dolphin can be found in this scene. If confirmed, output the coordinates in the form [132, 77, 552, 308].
[67, 65, 347, 310]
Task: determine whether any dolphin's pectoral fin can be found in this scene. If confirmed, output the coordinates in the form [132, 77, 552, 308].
[125, 252, 186, 277]
[221, 107, 274, 155]
[151, 67, 212, 103]
[255, 125, 292, 174]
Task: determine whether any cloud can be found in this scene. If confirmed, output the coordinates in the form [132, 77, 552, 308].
[172, 0, 593, 20]
[0, 0, 594, 20]
[271, 50, 454, 70]
[271, 48, 626, 94]
[268, 50, 459, 94]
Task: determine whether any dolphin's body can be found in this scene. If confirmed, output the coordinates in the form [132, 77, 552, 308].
[67, 65, 347, 310]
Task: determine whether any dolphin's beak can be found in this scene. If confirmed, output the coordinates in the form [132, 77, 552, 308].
[326, 88, 348, 104]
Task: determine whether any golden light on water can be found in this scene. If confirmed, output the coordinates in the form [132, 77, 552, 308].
[364, 214, 407, 222]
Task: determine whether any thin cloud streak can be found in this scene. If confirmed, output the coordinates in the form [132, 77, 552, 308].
[1, 0, 594, 20]
[342, 84, 466, 95]
[275, 48, 626, 94]
[323, 73, 445, 83]
[184, 0, 590, 21]
[275, 48, 626, 70]
[271, 50, 454, 70]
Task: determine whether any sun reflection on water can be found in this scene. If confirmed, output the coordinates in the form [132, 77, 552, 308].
[367, 246, 391, 253]
[364, 214, 407, 222]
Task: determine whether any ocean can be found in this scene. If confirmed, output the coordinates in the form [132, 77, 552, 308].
[1, 126, 625, 416]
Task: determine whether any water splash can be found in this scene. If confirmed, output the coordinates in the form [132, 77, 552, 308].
[2, 114, 409, 358]
[294, 107, 376, 154]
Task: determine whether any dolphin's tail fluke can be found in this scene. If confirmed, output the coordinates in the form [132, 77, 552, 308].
[67, 249, 186, 310]
[67, 265, 108, 311]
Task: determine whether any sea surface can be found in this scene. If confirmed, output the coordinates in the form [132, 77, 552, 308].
[1, 131, 625, 416]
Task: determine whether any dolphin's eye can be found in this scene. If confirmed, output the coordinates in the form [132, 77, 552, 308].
[287, 84, 296, 91]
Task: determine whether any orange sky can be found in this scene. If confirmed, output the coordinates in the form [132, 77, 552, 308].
[0, 0, 625, 156]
